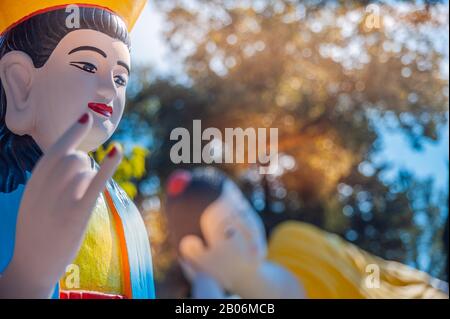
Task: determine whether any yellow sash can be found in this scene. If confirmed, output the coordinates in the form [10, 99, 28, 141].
[59, 191, 125, 295]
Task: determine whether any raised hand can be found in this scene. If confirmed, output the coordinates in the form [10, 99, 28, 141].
[179, 233, 247, 292]
[0, 113, 122, 298]
[179, 231, 304, 298]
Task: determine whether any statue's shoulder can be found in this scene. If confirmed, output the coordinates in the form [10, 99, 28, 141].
[0, 187, 24, 211]
[0, 172, 29, 218]
[0, 180, 27, 273]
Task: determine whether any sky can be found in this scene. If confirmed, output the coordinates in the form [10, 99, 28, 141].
[130, 2, 449, 194]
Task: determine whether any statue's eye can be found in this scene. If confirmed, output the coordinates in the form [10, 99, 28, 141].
[70, 62, 97, 74]
[224, 227, 236, 239]
[114, 75, 127, 87]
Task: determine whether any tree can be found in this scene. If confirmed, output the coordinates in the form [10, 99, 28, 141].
[113, 0, 449, 293]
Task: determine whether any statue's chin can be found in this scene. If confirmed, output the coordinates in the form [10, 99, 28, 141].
[78, 124, 113, 153]
[78, 136, 108, 153]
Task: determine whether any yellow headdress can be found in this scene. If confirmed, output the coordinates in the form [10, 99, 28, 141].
[0, 1, 147, 35]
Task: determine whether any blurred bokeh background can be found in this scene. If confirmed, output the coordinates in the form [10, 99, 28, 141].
[94, 0, 449, 297]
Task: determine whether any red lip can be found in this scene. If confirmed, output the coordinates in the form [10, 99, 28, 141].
[88, 103, 113, 118]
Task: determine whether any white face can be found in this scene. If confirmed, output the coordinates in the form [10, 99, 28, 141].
[200, 181, 268, 264]
[28, 29, 130, 152]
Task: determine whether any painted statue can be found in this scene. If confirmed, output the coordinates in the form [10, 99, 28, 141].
[165, 167, 448, 299]
[0, 1, 154, 299]
[165, 168, 304, 299]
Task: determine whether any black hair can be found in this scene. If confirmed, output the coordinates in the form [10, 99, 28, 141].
[0, 7, 130, 193]
[165, 167, 229, 252]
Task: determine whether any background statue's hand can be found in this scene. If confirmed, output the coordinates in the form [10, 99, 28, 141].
[179, 233, 251, 291]
[0, 113, 122, 298]
[179, 233, 304, 298]
[179, 258, 226, 299]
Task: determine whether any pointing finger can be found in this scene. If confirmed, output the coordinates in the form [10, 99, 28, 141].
[45, 113, 93, 163]
[79, 143, 123, 212]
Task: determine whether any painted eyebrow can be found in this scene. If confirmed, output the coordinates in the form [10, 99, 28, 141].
[68, 46, 107, 58]
[117, 61, 130, 75]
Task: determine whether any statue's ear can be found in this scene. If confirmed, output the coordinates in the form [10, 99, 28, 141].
[0, 51, 35, 135]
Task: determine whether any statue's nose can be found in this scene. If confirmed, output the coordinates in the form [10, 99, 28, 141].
[96, 73, 118, 102]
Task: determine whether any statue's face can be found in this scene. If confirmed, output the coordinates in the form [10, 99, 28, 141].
[200, 181, 268, 265]
[28, 29, 130, 152]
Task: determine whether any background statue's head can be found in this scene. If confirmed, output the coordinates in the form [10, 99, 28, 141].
[165, 167, 268, 285]
[0, 7, 131, 192]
